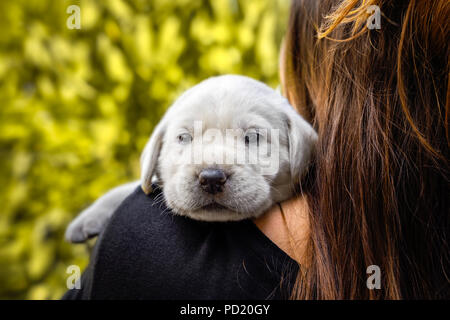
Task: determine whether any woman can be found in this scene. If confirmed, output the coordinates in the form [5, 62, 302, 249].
[277, 0, 449, 299]
[64, 0, 449, 299]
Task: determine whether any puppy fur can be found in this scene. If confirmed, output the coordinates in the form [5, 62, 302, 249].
[65, 75, 317, 243]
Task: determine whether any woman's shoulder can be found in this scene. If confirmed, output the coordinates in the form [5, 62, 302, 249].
[75, 186, 298, 299]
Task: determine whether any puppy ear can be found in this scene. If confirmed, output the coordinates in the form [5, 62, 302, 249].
[140, 121, 166, 195]
[283, 103, 318, 185]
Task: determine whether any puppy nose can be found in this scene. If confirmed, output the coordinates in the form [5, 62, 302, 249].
[199, 169, 227, 194]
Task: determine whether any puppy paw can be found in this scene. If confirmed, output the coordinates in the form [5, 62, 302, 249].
[65, 216, 103, 243]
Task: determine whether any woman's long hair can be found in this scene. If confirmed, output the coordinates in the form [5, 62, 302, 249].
[284, 0, 449, 299]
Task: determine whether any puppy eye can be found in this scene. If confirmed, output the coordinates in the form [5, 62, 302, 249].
[244, 131, 260, 146]
[177, 133, 192, 145]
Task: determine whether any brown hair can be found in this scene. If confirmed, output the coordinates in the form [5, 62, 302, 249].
[284, 0, 449, 299]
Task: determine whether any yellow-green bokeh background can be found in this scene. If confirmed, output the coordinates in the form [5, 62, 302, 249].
[0, 0, 289, 299]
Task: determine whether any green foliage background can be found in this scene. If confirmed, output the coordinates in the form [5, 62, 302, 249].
[0, 0, 289, 299]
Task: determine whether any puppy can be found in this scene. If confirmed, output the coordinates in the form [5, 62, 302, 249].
[65, 75, 317, 243]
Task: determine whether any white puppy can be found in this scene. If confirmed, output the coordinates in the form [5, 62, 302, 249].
[65, 75, 317, 243]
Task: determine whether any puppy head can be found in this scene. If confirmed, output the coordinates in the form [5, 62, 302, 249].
[141, 75, 317, 221]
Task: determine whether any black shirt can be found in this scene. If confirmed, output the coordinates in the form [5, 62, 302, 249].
[62, 186, 298, 300]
